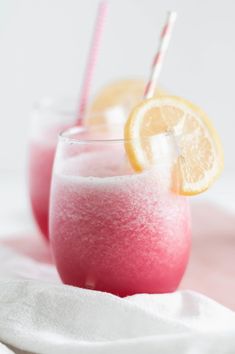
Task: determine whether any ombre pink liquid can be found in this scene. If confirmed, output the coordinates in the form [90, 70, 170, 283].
[29, 140, 56, 238]
[50, 146, 191, 296]
[29, 124, 71, 238]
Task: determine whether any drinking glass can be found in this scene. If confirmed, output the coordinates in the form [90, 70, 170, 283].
[28, 98, 76, 238]
[28, 99, 127, 239]
[50, 124, 191, 296]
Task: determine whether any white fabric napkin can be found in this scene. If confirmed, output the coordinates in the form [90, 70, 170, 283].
[0, 245, 235, 354]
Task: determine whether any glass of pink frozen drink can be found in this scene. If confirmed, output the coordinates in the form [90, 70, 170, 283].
[28, 98, 76, 239]
[50, 124, 191, 296]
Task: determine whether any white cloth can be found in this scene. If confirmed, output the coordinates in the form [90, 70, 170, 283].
[0, 343, 14, 354]
[0, 246, 235, 354]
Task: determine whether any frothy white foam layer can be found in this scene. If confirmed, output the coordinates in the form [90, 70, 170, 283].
[58, 146, 132, 178]
[31, 123, 71, 147]
[55, 146, 174, 192]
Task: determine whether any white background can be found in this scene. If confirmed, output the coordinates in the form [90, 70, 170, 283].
[0, 0, 234, 180]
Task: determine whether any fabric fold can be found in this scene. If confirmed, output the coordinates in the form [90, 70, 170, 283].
[0, 279, 235, 354]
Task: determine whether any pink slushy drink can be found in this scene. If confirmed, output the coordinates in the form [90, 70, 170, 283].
[29, 138, 55, 238]
[50, 127, 191, 296]
[28, 99, 75, 238]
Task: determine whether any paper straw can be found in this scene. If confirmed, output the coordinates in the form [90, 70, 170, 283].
[144, 11, 177, 99]
[77, 1, 108, 125]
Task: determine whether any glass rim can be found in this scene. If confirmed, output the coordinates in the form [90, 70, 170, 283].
[59, 125, 173, 144]
[32, 97, 127, 118]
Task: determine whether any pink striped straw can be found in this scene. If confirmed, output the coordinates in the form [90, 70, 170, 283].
[144, 11, 177, 99]
[77, 1, 108, 125]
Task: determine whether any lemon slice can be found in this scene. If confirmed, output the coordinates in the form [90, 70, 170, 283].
[124, 96, 224, 195]
[87, 79, 165, 125]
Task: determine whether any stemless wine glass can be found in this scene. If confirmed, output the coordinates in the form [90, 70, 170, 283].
[49, 124, 191, 296]
[28, 98, 76, 239]
[28, 99, 127, 239]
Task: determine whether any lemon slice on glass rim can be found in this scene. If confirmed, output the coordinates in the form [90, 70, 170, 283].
[124, 96, 224, 195]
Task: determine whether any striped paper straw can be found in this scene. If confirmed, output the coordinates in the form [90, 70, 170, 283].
[144, 11, 177, 99]
[77, 1, 108, 125]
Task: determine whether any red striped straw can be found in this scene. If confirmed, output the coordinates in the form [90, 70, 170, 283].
[144, 11, 177, 99]
[77, 1, 108, 125]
